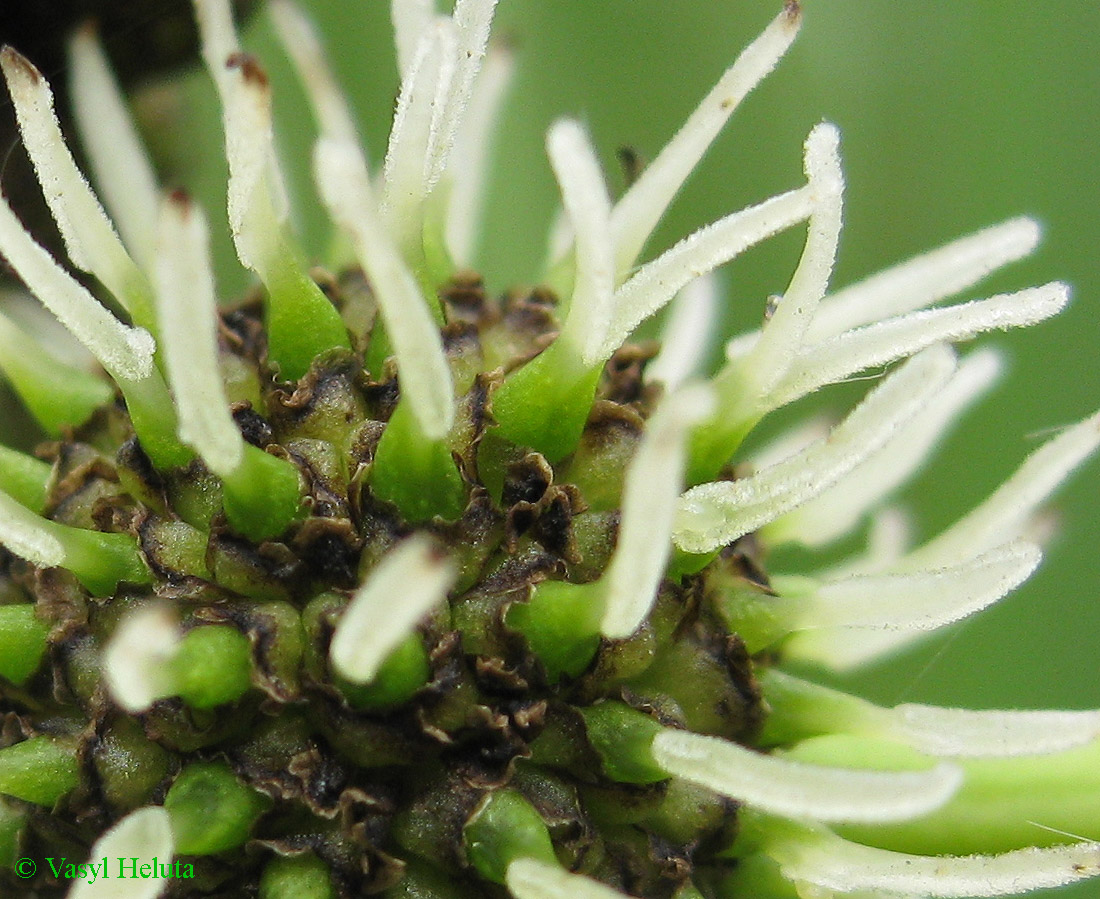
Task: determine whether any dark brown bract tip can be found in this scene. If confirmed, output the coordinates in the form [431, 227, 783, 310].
[784, 0, 802, 23]
[0, 45, 42, 83]
[226, 51, 269, 88]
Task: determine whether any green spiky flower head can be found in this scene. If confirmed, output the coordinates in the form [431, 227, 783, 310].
[0, 2, 1098, 898]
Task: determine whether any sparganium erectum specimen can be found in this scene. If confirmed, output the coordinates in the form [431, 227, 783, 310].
[0, 2, 1097, 898]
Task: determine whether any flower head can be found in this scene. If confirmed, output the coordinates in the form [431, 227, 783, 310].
[0, 2, 1096, 898]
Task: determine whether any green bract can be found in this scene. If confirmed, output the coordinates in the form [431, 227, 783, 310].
[0, 2, 1097, 898]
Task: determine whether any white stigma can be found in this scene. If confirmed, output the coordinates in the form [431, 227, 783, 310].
[652, 729, 963, 824]
[506, 858, 631, 899]
[330, 535, 456, 684]
[601, 385, 716, 639]
[767, 348, 1002, 547]
[744, 121, 844, 399]
[0, 196, 155, 384]
[0, 47, 153, 328]
[809, 216, 1042, 342]
[674, 345, 956, 554]
[771, 824, 1100, 898]
[608, 2, 803, 280]
[103, 606, 181, 714]
[68, 24, 160, 273]
[153, 194, 244, 476]
[315, 138, 456, 438]
[646, 272, 721, 391]
[547, 120, 615, 366]
[269, 0, 361, 146]
[67, 807, 175, 899]
[0, 490, 65, 569]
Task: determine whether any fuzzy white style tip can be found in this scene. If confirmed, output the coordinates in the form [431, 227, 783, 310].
[103, 606, 181, 713]
[269, 0, 360, 145]
[674, 345, 956, 554]
[67, 24, 160, 273]
[646, 273, 721, 390]
[331, 535, 456, 684]
[891, 703, 1100, 758]
[609, 2, 802, 278]
[506, 859, 631, 899]
[768, 348, 1002, 548]
[900, 407, 1100, 571]
[745, 121, 844, 395]
[773, 826, 1100, 898]
[600, 385, 716, 639]
[315, 137, 457, 439]
[652, 729, 962, 824]
[547, 119, 615, 365]
[0, 490, 65, 569]
[0, 45, 143, 309]
[67, 807, 175, 899]
[154, 193, 244, 476]
[0, 195, 155, 383]
[809, 216, 1043, 343]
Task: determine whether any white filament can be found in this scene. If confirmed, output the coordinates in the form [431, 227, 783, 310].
[506, 859, 631, 899]
[601, 385, 716, 639]
[315, 138, 456, 438]
[603, 185, 815, 360]
[153, 195, 243, 476]
[646, 273, 721, 390]
[2, 48, 153, 330]
[674, 346, 956, 554]
[269, 0, 360, 145]
[745, 122, 844, 398]
[68, 807, 175, 899]
[0, 196, 155, 383]
[652, 729, 962, 824]
[68, 25, 160, 272]
[808, 217, 1042, 343]
[103, 606, 181, 713]
[773, 827, 1100, 898]
[548, 120, 615, 365]
[609, 3, 802, 280]
[330, 535, 455, 684]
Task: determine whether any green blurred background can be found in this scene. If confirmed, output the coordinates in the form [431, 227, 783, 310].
[229, 0, 1100, 712]
[5, 0, 1099, 882]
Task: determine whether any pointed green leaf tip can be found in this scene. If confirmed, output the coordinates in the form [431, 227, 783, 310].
[172, 625, 253, 709]
[370, 401, 467, 521]
[464, 789, 558, 885]
[0, 311, 114, 437]
[260, 853, 338, 899]
[0, 605, 49, 685]
[221, 444, 303, 541]
[262, 241, 352, 382]
[490, 342, 603, 462]
[165, 761, 270, 855]
[0, 736, 80, 805]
